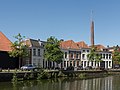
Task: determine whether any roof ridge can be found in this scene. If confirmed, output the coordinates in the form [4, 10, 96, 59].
[0, 32, 12, 43]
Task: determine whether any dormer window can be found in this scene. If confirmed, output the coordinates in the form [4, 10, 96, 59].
[87, 50, 89, 52]
[83, 50, 85, 52]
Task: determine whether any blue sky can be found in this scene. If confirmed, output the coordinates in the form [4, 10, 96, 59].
[0, 0, 120, 47]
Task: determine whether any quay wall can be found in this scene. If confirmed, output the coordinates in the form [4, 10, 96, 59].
[0, 70, 120, 82]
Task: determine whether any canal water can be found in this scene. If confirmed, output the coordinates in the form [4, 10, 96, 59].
[0, 75, 120, 90]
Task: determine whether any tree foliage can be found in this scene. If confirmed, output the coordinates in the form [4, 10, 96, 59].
[112, 45, 120, 64]
[9, 33, 29, 68]
[87, 47, 102, 65]
[44, 36, 63, 64]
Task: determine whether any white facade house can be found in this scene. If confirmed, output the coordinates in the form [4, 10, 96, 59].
[60, 40, 112, 69]
[24, 39, 58, 68]
[81, 48, 112, 69]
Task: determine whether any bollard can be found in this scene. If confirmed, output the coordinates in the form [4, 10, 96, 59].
[8, 68, 10, 72]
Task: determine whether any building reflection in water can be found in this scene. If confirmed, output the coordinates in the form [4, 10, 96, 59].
[0, 76, 119, 90]
[34, 76, 113, 90]
[62, 77, 113, 90]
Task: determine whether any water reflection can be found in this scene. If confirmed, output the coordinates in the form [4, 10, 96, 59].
[0, 76, 120, 90]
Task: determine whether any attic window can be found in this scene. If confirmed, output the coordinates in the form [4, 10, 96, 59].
[87, 50, 89, 52]
[83, 50, 85, 52]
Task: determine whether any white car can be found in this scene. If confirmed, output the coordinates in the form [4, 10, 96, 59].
[21, 64, 36, 70]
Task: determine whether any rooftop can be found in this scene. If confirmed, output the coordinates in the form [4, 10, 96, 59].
[0, 32, 12, 51]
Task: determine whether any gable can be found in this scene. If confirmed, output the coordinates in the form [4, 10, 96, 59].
[0, 32, 12, 51]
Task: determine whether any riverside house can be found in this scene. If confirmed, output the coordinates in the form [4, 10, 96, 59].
[60, 40, 112, 70]
[23, 39, 112, 70]
[24, 39, 58, 68]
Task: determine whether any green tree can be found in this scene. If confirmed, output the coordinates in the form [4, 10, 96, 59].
[87, 47, 96, 62]
[9, 33, 29, 68]
[113, 45, 120, 64]
[44, 36, 63, 66]
[87, 47, 102, 68]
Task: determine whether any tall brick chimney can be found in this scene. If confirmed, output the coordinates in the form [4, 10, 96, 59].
[91, 20, 94, 46]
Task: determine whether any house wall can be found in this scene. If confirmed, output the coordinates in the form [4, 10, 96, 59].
[62, 48, 112, 69]
[25, 47, 44, 68]
[61, 49, 81, 70]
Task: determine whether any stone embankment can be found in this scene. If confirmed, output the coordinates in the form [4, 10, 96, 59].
[0, 69, 119, 82]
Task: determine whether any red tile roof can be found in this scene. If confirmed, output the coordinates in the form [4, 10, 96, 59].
[93, 44, 106, 51]
[60, 40, 89, 49]
[0, 32, 12, 51]
[76, 41, 89, 48]
[95, 44, 105, 49]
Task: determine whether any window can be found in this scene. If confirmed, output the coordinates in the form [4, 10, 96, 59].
[73, 61, 75, 66]
[82, 54, 85, 59]
[70, 61, 72, 66]
[77, 61, 79, 66]
[84, 61, 86, 67]
[76, 53, 79, 59]
[109, 54, 111, 59]
[46, 61, 47, 68]
[33, 58, 36, 65]
[65, 52, 67, 58]
[87, 50, 89, 52]
[87, 61, 89, 66]
[91, 61, 93, 66]
[71, 53, 74, 59]
[67, 61, 69, 66]
[109, 61, 111, 67]
[83, 50, 85, 52]
[106, 54, 108, 59]
[103, 54, 105, 59]
[64, 61, 66, 67]
[38, 49, 40, 56]
[33, 49, 36, 56]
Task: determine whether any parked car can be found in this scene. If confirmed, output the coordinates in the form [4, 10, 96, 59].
[66, 66, 74, 71]
[77, 66, 83, 70]
[84, 66, 92, 70]
[113, 64, 120, 69]
[21, 64, 36, 70]
[55, 67, 60, 70]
